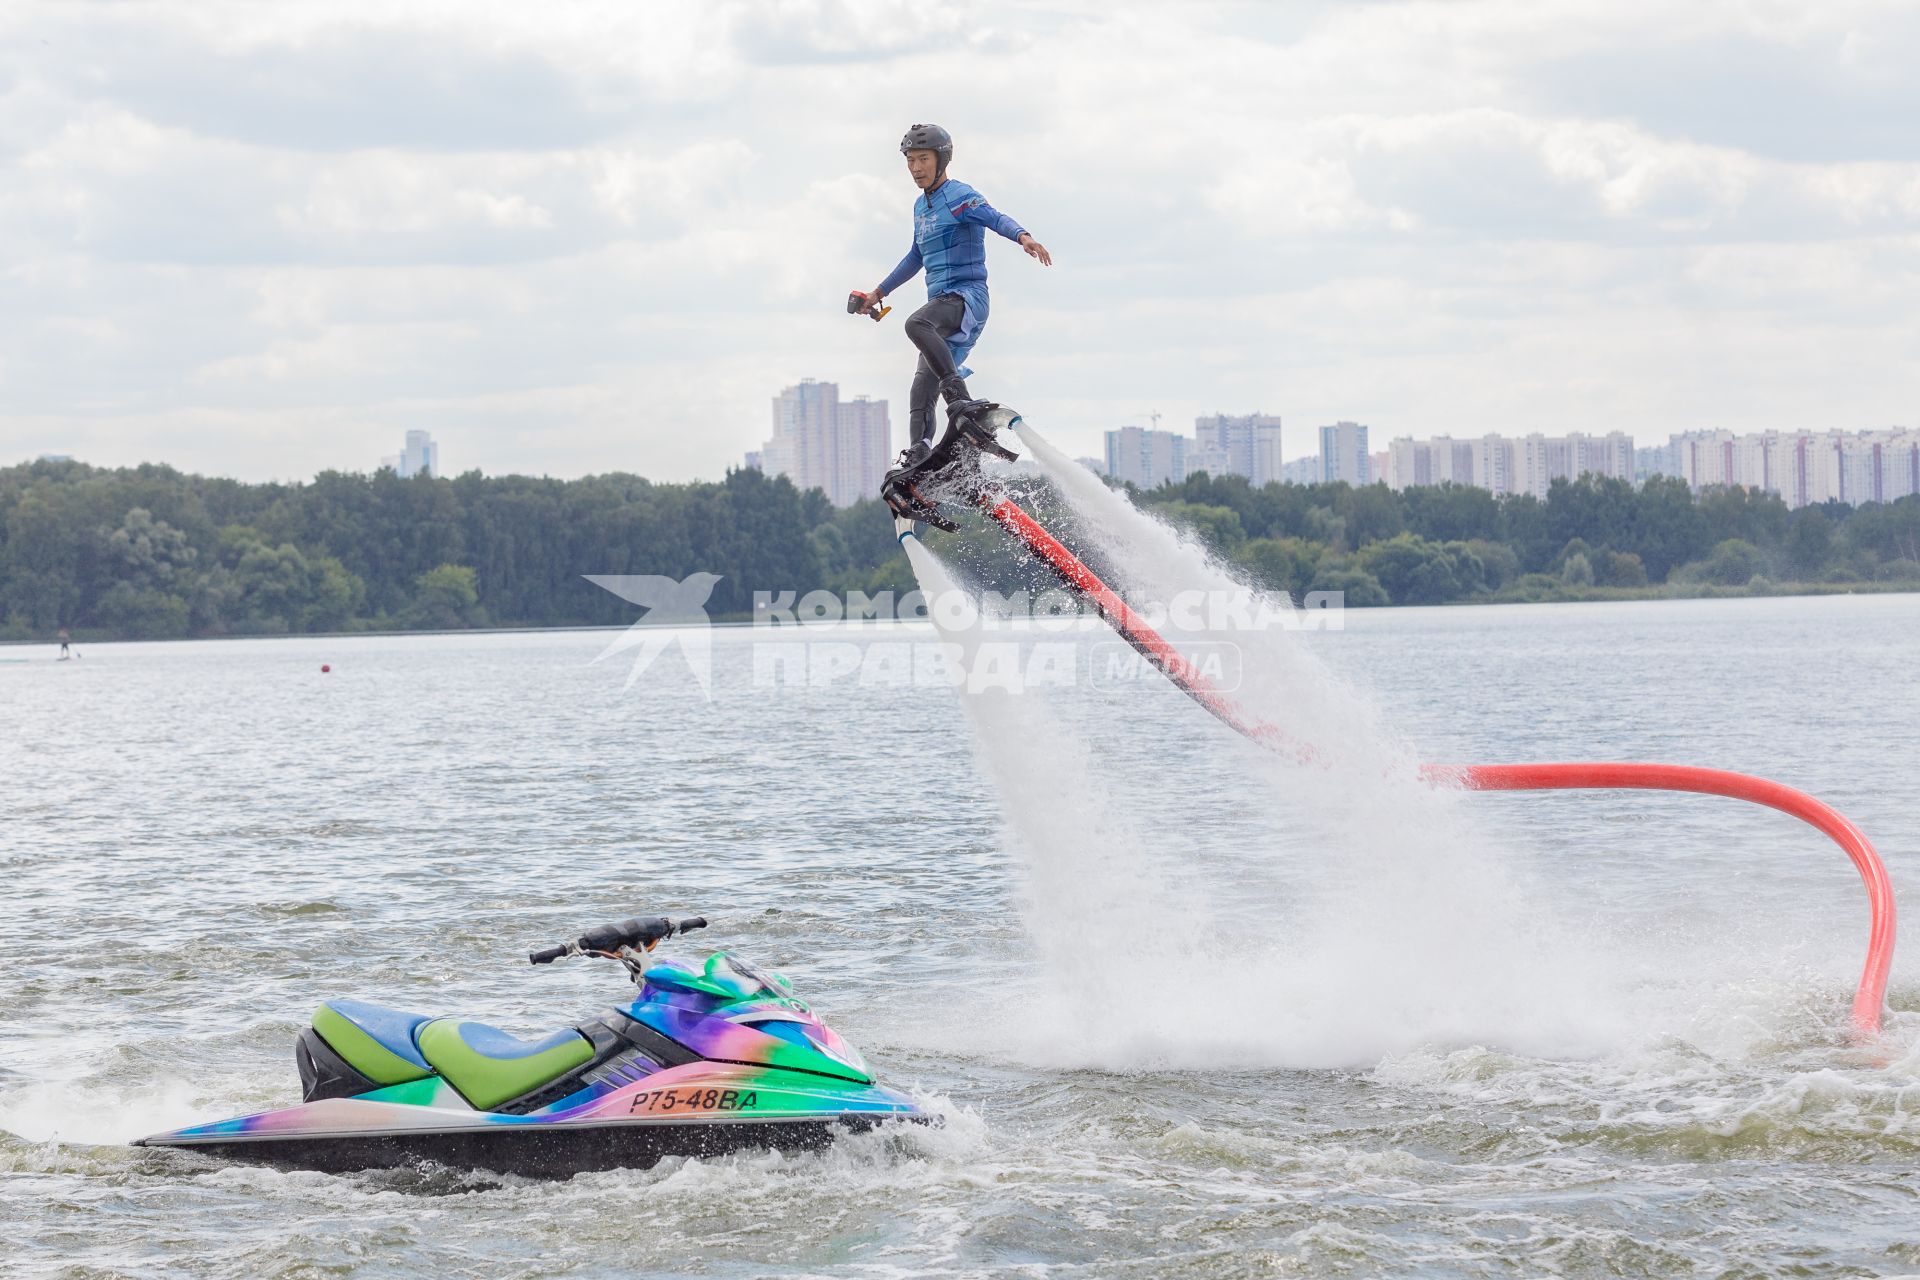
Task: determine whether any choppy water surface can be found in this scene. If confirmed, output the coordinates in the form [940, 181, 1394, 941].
[3, 591, 1918, 1278]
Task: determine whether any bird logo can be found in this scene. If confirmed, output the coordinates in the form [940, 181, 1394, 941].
[584, 572, 722, 698]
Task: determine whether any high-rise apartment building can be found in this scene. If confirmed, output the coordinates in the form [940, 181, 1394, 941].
[1105, 426, 1188, 489]
[1471, 435, 1515, 496]
[380, 429, 439, 478]
[1429, 436, 1477, 486]
[1318, 421, 1370, 485]
[1650, 427, 1920, 508]
[746, 380, 894, 507]
[1634, 442, 1679, 483]
[1192, 413, 1284, 485]
[1281, 456, 1320, 486]
[1385, 431, 1633, 496]
[1672, 430, 1738, 491]
[1387, 437, 1431, 489]
[831, 396, 892, 510]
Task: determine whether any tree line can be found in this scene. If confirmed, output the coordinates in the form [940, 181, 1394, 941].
[0, 459, 902, 640]
[1133, 469, 1920, 606]
[3, 456, 1917, 641]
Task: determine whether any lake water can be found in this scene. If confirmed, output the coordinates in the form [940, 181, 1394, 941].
[2, 590, 1918, 1278]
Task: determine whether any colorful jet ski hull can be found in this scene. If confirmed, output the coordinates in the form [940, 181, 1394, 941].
[136, 933, 928, 1177]
[140, 1064, 920, 1177]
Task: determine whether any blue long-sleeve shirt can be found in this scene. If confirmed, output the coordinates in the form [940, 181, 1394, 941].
[878, 178, 1027, 371]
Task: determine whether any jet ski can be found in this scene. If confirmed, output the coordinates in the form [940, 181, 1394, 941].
[880, 401, 1021, 531]
[135, 915, 926, 1177]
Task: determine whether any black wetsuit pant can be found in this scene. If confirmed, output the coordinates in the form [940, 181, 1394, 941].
[904, 293, 971, 446]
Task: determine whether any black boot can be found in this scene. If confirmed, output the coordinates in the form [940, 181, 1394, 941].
[945, 396, 995, 430]
[936, 374, 996, 432]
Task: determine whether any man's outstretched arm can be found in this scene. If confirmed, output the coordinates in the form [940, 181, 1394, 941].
[961, 196, 1052, 266]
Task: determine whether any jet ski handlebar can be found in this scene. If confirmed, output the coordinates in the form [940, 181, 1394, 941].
[529, 915, 708, 965]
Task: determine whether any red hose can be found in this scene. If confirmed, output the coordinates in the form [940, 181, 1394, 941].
[983, 498, 1304, 758]
[1437, 763, 1895, 1037]
[977, 492, 1898, 1037]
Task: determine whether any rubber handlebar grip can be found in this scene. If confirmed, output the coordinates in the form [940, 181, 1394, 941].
[529, 944, 568, 965]
[578, 916, 671, 953]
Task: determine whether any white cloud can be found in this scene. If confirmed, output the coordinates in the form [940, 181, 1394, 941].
[2, 0, 1918, 483]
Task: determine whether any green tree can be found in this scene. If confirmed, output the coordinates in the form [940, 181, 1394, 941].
[1550, 537, 1593, 575]
[1233, 536, 1322, 598]
[1499, 493, 1556, 572]
[1152, 501, 1247, 552]
[1629, 476, 1704, 581]
[1359, 533, 1482, 605]
[209, 528, 366, 633]
[1402, 483, 1503, 544]
[1547, 475, 1637, 554]
[1699, 484, 1789, 551]
[1, 490, 85, 628]
[406, 564, 483, 629]
[1337, 483, 1405, 547]
[1875, 558, 1920, 583]
[1469, 539, 1519, 588]
[95, 583, 191, 638]
[1783, 509, 1834, 580]
[1843, 497, 1920, 566]
[1600, 551, 1648, 587]
[1306, 564, 1389, 608]
[101, 507, 197, 587]
[1682, 538, 1767, 587]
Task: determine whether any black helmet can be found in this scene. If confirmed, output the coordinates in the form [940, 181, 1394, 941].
[900, 123, 953, 168]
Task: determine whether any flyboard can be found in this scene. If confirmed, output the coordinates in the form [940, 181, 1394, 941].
[881, 406, 1896, 1039]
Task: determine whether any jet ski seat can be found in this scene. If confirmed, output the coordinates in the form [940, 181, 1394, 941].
[311, 1000, 433, 1086]
[415, 1018, 594, 1111]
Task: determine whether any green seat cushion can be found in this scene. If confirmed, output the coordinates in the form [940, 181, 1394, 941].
[312, 1001, 433, 1086]
[415, 1018, 593, 1111]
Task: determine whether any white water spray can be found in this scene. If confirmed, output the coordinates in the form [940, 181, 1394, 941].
[903, 535, 1209, 1004]
[899, 431, 1752, 1070]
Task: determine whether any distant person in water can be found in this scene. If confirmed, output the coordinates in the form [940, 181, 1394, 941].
[57, 627, 70, 658]
[851, 123, 1050, 468]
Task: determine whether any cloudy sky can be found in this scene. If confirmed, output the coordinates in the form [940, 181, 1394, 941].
[3, 0, 1918, 482]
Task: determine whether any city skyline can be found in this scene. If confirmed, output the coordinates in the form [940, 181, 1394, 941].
[23, 395, 1917, 512]
[1087, 414, 1918, 512]
[1103, 412, 1285, 489]
[1650, 427, 1920, 509]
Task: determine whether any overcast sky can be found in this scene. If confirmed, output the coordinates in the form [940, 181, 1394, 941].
[4, 0, 1918, 483]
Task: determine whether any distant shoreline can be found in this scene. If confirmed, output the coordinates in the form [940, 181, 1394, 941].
[1467, 578, 1920, 606]
[7, 582, 1916, 649]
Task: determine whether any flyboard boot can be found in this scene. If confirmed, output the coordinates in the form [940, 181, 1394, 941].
[879, 398, 1020, 532]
